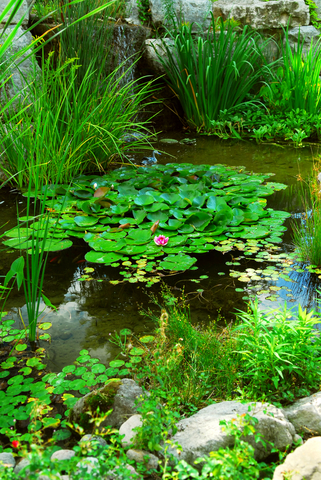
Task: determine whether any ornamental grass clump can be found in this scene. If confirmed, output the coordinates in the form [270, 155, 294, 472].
[261, 27, 321, 114]
[155, 14, 272, 130]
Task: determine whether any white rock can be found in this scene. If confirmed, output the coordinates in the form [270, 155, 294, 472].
[150, 0, 213, 29]
[119, 414, 142, 447]
[273, 437, 321, 480]
[213, 0, 310, 30]
[0, 0, 29, 27]
[76, 456, 100, 475]
[0, 452, 15, 468]
[284, 391, 321, 436]
[168, 401, 295, 465]
[51, 450, 76, 462]
[126, 449, 159, 470]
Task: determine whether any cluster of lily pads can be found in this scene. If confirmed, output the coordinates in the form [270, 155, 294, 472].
[3, 163, 289, 285]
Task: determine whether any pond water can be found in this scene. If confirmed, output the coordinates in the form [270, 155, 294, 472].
[1, 135, 320, 372]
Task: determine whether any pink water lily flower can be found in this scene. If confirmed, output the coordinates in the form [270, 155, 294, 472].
[154, 235, 169, 246]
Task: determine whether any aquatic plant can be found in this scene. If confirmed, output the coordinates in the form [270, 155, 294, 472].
[292, 168, 321, 266]
[154, 14, 272, 129]
[2, 163, 289, 285]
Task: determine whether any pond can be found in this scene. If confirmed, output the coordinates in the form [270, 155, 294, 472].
[1, 134, 320, 372]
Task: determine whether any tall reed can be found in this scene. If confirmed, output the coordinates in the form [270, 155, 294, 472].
[0, 52, 157, 187]
[292, 166, 321, 266]
[155, 15, 272, 130]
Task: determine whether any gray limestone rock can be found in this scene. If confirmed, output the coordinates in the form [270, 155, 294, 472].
[286, 26, 321, 57]
[168, 401, 295, 465]
[284, 391, 321, 436]
[144, 38, 174, 75]
[119, 414, 143, 447]
[0, 26, 41, 107]
[149, 0, 213, 29]
[70, 378, 144, 430]
[213, 0, 310, 30]
[273, 437, 321, 480]
[76, 456, 100, 475]
[125, 0, 141, 25]
[0, 452, 15, 468]
[126, 449, 159, 470]
[0, 0, 29, 27]
[14, 458, 30, 474]
[51, 449, 76, 462]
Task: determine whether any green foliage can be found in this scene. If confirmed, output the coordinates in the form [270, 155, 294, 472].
[209, 107, 321, 146]
[305, 0, 321, 29]
[155, 14, 272, 129]
[134, 390, 180, 451]
[2, 163, 288, 284]
[234, 299, 321, 402]
[137, 0, 151, 24]
[262, 27, 321, 115]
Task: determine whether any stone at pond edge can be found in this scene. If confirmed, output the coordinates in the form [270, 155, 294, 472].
[14, 457, 30, 474]
[51, 450, 76, 462]
[283, 391, 321, 436]
[0, 452, 15, 468]
[69, 378, 144, 430]
[168, 400, 295, 465]
[119, 414, 143, 447]
[126, 449, 159, 470]
[79, 434, 107, 448]
[273, 437, 321, 480]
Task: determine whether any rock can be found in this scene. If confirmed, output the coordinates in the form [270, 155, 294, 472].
[79, 434, 107, 448]
[105, 463, 141, 480]
[76, 456, 100, 475]
[213, 0, 310, 30]
[126, 449, 159, 470]
[149, 0, 213, 29]
[284, 391, 321, 436]
[70, 379, 144, 431]
[0, 0, 29, 27]
[125, 0, 142, 25]
[286, 26, 321, 57]
[168, 401, 295, 465]
[51, 450, 76, 462]
[0, 26, 41, 107]
[0, 452, 15, 468]
[273, 437, 321, 480]
[14, 458, 30, 474]
[144, 38, 175, 75]
[119, 414, 143, 447]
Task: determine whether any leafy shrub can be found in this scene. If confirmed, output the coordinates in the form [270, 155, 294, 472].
[234, 299, 321, 402]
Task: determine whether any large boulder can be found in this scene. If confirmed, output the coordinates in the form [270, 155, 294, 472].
[167, 401, 296, 465]
[0, 0, 29, 27]
[213, 0, 310, 30]
[0, 26, 40, 108]
[149, 0, 213, 29]
[283, 392, 321, 436]
[286, 26, 321, 56]
[69, 379, 144, 430]
[273, 437, 321, 480]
